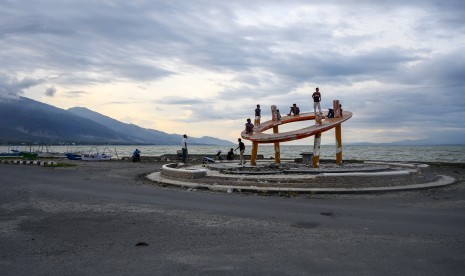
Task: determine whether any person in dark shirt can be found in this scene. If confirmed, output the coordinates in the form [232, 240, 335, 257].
[215, 150, 223, 161]
[235, 138, 246, 165]
[287, 103, 300, 116]
[226, 148, 234, 160]
[254, 104, 261, 126]
[312, 87, 322, 114]
[245, 118, 254, 134]
[132, 148, 141, 162]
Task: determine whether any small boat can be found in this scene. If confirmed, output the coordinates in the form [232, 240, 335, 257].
[65, 153, 82, 160]
[1, 145, 38, 159]
[65, 147, 82, 160]
[81, 147, 114, 161]
[0, 146, 21, 157]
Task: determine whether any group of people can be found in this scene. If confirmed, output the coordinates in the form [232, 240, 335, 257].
[179, 134, 241, 164]
[211, 141, 246, 165]
[168, 88, 324, 165]
[214, 148, 238, 161]
[235, 87, 323, 163]
[244, 87, 323, 133]
[130, 134, 243, 165]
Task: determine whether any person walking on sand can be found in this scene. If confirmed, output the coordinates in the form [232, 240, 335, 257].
[245, 118, 254, 134]
[181, 134, 188, 163]
[235, 138, 246, 165]
[312, 87, 322, 114]
[254, 104, 261, 126]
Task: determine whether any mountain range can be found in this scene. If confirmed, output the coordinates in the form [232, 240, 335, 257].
[0, 97, 233, 145]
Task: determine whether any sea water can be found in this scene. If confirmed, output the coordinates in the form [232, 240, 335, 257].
[2, 145, 464, 163]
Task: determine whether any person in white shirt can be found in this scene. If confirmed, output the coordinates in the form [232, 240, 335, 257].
[181, 134, 188, 163]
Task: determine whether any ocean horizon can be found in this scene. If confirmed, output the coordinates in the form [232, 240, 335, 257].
[2, 144, 464, 163]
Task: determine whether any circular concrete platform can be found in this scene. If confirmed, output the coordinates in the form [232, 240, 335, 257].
[146, 160, 456, 194]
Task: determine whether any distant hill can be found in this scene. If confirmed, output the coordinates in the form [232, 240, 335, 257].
[0, 97, 233, 145]
[0, 97, 126, 144]
[68, 107, 233, 145]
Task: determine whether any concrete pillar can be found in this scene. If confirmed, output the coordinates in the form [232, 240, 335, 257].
[315, 113, 322, 126]
[312, 132, 321, 168]
[333, 100, 341, 118]
[335, 124, 342, 165]
[332, 100, 343, 164]
[271, 105, 281, 163]
[251, 141, 258, 166]
[273, 126, 281, 163]
[271, 105, 279, 121]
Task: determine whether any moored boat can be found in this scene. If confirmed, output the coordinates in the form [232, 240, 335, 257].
[65, 153, 82, 160]
[0, 146, 20, 157]
[81, 147, 115, 161]
[0, 146, 38, 159]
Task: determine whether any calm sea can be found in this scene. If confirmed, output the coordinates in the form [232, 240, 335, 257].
[2, 145, 464, 163]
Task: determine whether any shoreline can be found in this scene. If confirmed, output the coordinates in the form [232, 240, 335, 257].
[2, 144, 465, 163]
[1, 157, 462, 195]
[2, 157, 462, 194]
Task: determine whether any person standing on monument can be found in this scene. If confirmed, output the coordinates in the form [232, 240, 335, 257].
[287, 103, 300, 116]
[312, 87, 322, 114]
[254, 104, 261, 126]
[245, 118, 255, 134]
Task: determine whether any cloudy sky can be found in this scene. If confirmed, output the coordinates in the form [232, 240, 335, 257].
[1, 0, 464, 145]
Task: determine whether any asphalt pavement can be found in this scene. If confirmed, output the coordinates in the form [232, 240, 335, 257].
[0, 162, 464, 275]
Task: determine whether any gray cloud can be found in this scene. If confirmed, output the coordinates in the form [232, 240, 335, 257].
[406, 49, 465, 87]
[45, 87, 56, 97]
[1, 0, 464, 142]
[176, 102, 251, 122]
[65, 91, 88, 98]
[0, 73, 44, 100]
[262, 47, 423, 85]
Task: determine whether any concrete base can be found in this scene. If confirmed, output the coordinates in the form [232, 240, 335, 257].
[161, 163, 208, 179]
[147, 160, 457, 194]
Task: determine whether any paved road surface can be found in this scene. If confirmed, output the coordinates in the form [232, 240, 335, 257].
[1, 162, 464, 275]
